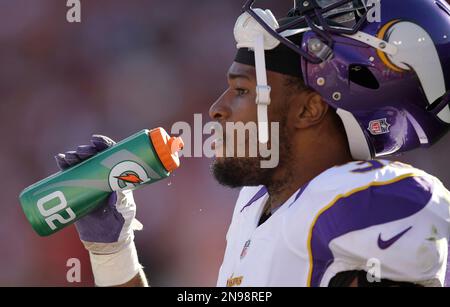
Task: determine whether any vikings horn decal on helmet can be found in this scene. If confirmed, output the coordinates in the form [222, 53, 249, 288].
[235, 0, 450, 159]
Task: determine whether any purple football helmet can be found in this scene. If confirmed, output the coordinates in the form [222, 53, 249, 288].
[241, 0, 450, 159]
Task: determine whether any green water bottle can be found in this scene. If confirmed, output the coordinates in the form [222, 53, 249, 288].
[19, 128, 184, 237]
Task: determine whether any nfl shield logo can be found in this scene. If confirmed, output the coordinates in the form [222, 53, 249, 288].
[240, 240, 251, 260]
[368, 118, 391, 135]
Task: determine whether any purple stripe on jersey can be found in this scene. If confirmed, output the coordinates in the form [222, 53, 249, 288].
[240, 182, 311, 213]
[290, 181, 311, 207]
[240, 187, 268, 213]
[309, 176, 433, 287]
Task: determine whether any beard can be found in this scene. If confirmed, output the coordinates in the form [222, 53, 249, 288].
[212, 156, 273, 188]
[211, 113, 292, 189]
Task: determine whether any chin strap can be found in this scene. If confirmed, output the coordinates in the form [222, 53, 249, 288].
[254, 33, 271, 144]
[234, 9, 280, 144]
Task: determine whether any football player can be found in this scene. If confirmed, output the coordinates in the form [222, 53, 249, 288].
[56, 0, 450, 287]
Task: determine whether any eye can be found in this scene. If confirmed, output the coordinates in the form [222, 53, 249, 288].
[235, 88, 249, 97]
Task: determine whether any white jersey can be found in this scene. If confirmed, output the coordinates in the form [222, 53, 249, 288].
[217, 160, 450, 287]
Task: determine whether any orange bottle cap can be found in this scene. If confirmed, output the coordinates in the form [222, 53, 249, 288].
[149, 128, 184, 173]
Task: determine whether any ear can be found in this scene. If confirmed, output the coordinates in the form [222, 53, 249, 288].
[290, 91, 329, 129]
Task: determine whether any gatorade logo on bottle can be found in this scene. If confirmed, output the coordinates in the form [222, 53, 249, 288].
[108, 161, 149, 191]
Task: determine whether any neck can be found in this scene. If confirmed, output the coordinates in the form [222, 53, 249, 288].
[265, 131, 353, 210]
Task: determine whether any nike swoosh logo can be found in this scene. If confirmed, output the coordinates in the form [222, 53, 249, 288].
[378, 226, 413, 250]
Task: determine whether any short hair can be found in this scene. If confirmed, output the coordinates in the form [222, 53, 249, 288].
[283, 75, 310, 93]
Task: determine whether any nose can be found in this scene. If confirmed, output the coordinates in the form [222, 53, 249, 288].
[209, 90, 231, 122]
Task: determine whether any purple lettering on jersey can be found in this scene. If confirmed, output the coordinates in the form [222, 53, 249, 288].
[308, 176, 433, 287]
[447, 255, 450, 287]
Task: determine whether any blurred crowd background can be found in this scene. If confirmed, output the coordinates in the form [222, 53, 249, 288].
[0, 0, 449, 286]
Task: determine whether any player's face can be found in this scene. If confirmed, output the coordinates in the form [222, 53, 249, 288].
[209, 62, 293, 188]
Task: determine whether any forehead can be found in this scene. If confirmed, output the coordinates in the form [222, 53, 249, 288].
[227, 62, 256, 80]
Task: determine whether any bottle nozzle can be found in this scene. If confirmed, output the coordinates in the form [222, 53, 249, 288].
[168, 137, 184, 155]
[149, 128, 184, 173]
